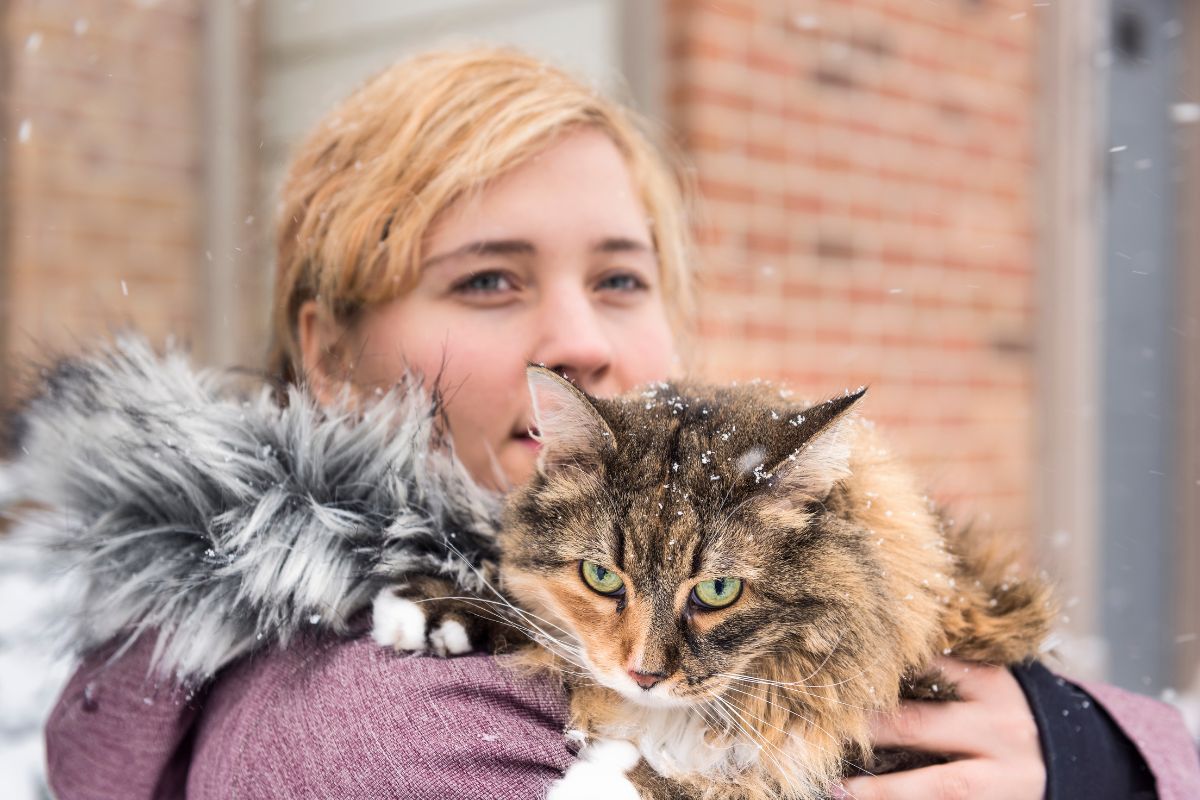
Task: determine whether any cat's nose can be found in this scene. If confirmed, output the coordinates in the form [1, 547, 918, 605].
[628, 669, 667, 690]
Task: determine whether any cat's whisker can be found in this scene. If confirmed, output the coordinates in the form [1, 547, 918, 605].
[719, 680, 875, 726]
[717, 640, 890, 692]
[717, 684, 883, 784]
[714, 682, 858, 798]
[716, 689, 878, 787]
[728, 666, 876, 692]
[388, 530, 595, 675]
[717, 674, 877, 714]
[429, 603, 562, 651]
[466, 619, 592, 678]
[711, 695, 821, 797]
[421, 593, 581, 645]
[712, 695, 809, 780]
[707, 699, 868, 800]
[485, 601, 579, 643]
[430, 559, 605, 680]
[433, 538, 586, 646]
[721, 485, 759, 519]
[714, 626, 854, 696]
[414, 595, 588, 669]
[706, 699, 766, 764]
[799, 629, 846, 685]
[729, 690, 880, 783]
[678, 703, 743, 757]
[461, 612, 587, 668]
[437, 537, 514, 602]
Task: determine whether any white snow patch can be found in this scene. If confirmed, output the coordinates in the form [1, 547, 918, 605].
[0, 534, 76, 800]
[735, 446, 767, 476]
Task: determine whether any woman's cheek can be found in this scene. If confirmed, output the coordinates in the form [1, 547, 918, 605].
[614, 315, 676, 386]
[446, 358, 532, 487]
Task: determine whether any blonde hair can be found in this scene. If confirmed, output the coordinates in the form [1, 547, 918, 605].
[268, 47, 695, 383]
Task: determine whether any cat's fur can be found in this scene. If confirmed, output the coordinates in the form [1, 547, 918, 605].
[488, 367, 1053, 799]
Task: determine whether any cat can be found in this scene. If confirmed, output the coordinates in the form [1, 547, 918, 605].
[373, 366, 1054, 800]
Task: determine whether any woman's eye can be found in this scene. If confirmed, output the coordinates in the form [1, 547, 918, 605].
[690, 577, 743, 610]
[453, 270, 514, 294]
[580, 560, 625, 596]
[596, 272, 648, 292]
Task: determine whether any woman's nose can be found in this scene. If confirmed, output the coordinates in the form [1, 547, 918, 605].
[531, 290, 616, 395]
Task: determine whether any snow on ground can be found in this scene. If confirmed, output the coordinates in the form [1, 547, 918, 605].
[0, 532, 75, 800]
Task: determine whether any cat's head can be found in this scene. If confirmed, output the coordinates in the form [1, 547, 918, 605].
[499, 367, 945, 719]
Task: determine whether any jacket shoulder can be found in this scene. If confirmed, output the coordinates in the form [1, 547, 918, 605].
[190, 636, 573, 800]
[1079, 678, 1200, 800]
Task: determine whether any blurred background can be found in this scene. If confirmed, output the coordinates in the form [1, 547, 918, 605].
[0, 0, 1197, 794]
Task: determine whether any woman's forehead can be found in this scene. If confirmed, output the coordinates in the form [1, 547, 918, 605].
[423, 130, 652, 252]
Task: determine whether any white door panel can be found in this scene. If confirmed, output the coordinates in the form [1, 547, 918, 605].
[260, 0, 623, 203]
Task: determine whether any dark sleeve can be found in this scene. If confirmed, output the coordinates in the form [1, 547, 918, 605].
[187, 636, 575, 800]
[44, 634, 205, 800]
[1012, 661, 1157, 800]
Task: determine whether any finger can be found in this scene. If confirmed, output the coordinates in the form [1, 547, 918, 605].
[931, 657, 1009, 702]
[840, 762, 985, 800]
[868, 700, 988, 756]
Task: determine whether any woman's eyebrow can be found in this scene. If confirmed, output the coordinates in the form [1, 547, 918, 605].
[593, 237, 652, 255]
[423, 237, 652, 270]
[422, 239, 535, 269]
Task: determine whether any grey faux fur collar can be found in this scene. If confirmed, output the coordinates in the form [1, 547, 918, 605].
[0, 336, 501, 682]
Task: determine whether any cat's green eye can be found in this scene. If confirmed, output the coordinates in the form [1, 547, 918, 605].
[580, 560, 625, 596]
[691, 577, 743, 609]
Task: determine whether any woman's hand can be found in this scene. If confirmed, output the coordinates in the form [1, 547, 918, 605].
[838, 658, 1045, 800]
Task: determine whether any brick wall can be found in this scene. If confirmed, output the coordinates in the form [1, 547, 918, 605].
[666, 0, 1038, 541]
[1, 0, 202, 394]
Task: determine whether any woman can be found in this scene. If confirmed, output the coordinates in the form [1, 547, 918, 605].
[42, 48, 1195, 799]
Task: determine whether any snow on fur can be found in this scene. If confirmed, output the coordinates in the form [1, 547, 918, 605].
[0, 335, 501, 682]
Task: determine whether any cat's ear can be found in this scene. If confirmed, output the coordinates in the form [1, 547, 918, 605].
[767, 388, 866, 502]
[525, 366, 616, 473]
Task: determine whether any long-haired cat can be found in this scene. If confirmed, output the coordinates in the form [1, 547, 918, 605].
[420, 367, 1052, 799]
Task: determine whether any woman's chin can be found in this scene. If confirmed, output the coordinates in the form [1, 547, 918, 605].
[496, 438, 541, 489]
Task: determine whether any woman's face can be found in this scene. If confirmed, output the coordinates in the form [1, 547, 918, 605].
[303, 128, 677, 489]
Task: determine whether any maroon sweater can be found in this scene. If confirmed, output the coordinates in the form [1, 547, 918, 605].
[46, 633, 1200, 799]
[46, 634, 572, 800]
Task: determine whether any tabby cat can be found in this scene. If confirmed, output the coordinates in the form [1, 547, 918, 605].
[374, 366, 1053, 800]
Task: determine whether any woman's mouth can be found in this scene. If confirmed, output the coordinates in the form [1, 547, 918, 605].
[513, 427, 541, 451]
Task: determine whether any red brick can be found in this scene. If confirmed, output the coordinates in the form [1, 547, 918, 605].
[3, 0, 202, 368]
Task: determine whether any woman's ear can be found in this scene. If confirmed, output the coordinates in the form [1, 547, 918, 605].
[297, 299, 349, 408]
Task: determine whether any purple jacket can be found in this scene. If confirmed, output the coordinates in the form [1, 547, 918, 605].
[46, 634, 1200, 799]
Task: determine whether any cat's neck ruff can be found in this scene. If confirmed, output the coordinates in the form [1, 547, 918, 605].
[595, 701, 807, 787]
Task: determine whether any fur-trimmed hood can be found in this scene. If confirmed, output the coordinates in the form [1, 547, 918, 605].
[0, 336, 501, 682]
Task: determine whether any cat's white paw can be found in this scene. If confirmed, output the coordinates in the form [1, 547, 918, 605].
[429, 618, 472, 656]
[370, 590, 427, 652]
[547, 738, 641, 800]
[370, 589, 475, 656]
